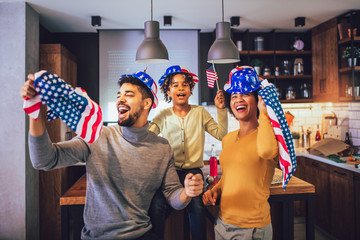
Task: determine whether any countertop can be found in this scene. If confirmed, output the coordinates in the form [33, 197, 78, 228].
[295, 148, 360, 174]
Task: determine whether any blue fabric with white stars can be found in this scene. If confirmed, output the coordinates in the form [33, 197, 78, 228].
[34, 72, 88, 132]
[258, 83, 297, 190]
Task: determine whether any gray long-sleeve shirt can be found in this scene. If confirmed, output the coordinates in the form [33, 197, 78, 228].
[29, 123, 187, 239]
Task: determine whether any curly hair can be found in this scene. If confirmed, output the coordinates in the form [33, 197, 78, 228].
[160, 73, 196, 103]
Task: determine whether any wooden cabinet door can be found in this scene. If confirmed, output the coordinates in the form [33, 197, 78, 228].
[329, 166, 355, 240]
[304, 159, 331, 232]
[312, 18, 339, 102]
[39, 44, 84, 240]
[353, 172, 360, 240]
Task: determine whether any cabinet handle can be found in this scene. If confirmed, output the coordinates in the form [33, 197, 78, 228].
[312, 162, 319, 167]
[333, 170, 347, 176]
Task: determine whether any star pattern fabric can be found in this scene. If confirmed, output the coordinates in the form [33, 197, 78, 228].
[23, 71, 103, 143]
[258, 80, 296, 190]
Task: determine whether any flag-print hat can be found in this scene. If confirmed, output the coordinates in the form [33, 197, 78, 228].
[120, 71, 159, 109]
[158, 65, 199, 87]
[224, 66, 261, 94]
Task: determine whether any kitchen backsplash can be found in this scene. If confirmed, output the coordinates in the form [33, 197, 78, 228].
[203, 102, 360, 156]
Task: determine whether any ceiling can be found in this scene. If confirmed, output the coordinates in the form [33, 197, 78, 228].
[3, 0, 360, 32]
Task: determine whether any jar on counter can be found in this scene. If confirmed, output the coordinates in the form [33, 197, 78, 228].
[286, 85, 296, 100]
[254, 36, 264, 51]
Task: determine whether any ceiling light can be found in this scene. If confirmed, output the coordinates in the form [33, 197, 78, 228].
[207, 0, 240, 64]
[295, 17, 305, 27]
[230, 16, 240, 27]
[164, 16, 172, 26]
[136, 0, 169, 63]
[91, 16, 101, 27]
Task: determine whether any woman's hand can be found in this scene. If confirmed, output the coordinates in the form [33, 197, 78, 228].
[258, 95, 266, 112]
[202, 189, 218, 206]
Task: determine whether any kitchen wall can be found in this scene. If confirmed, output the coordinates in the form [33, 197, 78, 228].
[203, 102, 360, 158]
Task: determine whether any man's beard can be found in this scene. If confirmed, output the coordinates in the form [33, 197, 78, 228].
[118, 108, 141, 127]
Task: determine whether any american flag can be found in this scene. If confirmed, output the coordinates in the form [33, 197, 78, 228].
[23, 71, 103, 143]
[206, 65, 218, 89]
[258, 80, 296, 190]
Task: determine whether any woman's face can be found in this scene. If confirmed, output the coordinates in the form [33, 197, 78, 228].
[230, 92, 258, 121]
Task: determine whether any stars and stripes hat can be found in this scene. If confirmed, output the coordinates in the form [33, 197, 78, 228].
[224, 66, 261, 94]
[158, 65, 199, 87]
[23, 70, 103, 143]
[119, 71, 159, 109]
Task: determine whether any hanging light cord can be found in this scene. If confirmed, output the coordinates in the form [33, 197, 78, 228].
[151, 0, 153, 21]
[222, 0, 224, 22]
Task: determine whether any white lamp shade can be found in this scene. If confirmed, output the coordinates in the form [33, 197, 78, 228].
[207, 22, 240, 64]
[136, 21, 169, 63]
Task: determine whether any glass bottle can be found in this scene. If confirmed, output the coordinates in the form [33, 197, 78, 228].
[209, 144, 218, 184]
[315, 125, 321, 142]
[345, 132, 351, 146]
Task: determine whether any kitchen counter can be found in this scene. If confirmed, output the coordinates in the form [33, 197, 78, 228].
[295, 148, 360, 173]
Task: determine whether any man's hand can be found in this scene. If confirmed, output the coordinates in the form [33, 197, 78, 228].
[184, 173, 203, 197]
[202, 189, 218, 206]
[20, 74, 36, 100]
[214, 90, 225, 109]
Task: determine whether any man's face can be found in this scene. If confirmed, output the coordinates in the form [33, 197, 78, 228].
[116, 83, 146, 127]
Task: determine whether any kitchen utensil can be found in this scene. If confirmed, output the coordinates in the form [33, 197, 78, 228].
[321, 113, 337, 138]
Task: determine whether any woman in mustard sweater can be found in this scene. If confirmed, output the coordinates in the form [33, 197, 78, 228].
[203, 66, 279, 240]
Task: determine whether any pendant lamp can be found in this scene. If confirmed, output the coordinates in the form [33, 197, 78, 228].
[207, 0, 240, 64]
[136, 0, 169, 63]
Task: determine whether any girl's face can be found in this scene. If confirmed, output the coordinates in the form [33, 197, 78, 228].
[167, 74, 191, 106]
[230, 92, 258, 121]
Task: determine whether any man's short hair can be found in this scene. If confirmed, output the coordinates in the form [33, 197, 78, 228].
[118, 76, 154, 109]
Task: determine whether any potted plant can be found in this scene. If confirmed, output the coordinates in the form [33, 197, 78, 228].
[291, 131, 300, 148]
[342, 46, 360, 67]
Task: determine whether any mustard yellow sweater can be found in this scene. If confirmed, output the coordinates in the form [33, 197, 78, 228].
[149, 105, 228, 169]
[212, 110, 278, 228]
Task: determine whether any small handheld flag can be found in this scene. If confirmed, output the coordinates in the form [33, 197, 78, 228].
[23, 71, 103, 143]
[206, 65, 218, 89]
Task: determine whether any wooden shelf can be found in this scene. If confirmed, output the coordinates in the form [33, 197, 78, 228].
[239, 50, 312, 55]
[260, 75, 312, 80]
[339, 66, 360, 73]
[280, 98, 313, 103]
[338, 36, 360, 45]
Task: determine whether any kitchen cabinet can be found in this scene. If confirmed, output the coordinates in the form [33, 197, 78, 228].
[354, 172, 360, 240]
[329, 165, 355, 240]
[39, 44, 85, 240]
[234, 31, 313, 103]
[337, 10, 360, 102]
[303, 158, 331, 232]
[312, 18, 340, 102]
[297, 156, 360, 239]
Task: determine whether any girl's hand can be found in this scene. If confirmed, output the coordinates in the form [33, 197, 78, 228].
[214, 90, 225, 109]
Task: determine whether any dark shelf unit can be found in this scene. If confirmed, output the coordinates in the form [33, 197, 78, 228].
[233, 30, 313, 103]
[337, 10, 360, 101]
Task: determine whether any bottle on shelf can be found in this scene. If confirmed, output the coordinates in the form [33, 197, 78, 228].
[315, 124, 321, 142]
[345, 132, 352, 146]
[209, 144, 218, 185]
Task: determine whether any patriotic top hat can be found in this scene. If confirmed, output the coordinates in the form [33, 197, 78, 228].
[224, 66, 261, 94]
[120, 71, 159, 109]
[158, 65, 199, 87]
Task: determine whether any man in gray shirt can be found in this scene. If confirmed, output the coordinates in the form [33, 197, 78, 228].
[20, 71, 204, 240]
